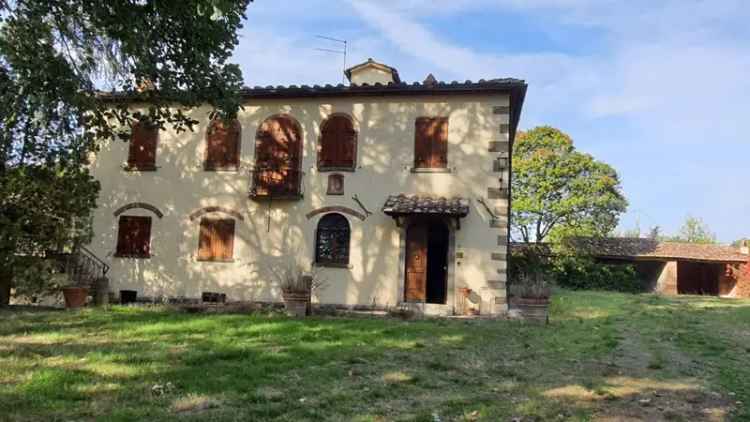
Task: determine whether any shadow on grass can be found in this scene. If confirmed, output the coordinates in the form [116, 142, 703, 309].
[1, 292, 748, 420]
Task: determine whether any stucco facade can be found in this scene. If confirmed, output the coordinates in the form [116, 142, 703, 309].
[88, 62, 526, 315]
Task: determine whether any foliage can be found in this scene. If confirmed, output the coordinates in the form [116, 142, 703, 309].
[508, 245, 553, 299]
[511, 126, 628, 243]
[0, 0, 252, 304]
[262, 261, 329, 294]
[8, 258, 65, 302]
[665, 216, 717, 244]
[551, 255, 641, 293]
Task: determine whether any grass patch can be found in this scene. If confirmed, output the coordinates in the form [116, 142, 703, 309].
[0, 290, 748, 420]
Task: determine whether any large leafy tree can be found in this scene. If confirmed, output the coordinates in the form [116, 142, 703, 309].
[0, 0, 251, 305]
[667, 216, 717, 244]
[511, 126, 628, 243]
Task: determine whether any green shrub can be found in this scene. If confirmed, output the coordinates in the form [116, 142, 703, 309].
[551, 255, 641, 293]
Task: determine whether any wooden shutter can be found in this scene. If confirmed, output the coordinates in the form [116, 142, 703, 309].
[433, 118, 448, 168]
[319, 115, 355, 170]
[414, 117, 448, 169]
[254, 116, 302, 196]
[128, 122, 158, 170]
[198, 218, 235, 261]
[206, 119, 240, 170]
[116, 216, 151, 258]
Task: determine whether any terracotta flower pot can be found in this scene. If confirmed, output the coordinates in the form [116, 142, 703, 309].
[282, 290, 310, 317]
[62, 287, 89, 309]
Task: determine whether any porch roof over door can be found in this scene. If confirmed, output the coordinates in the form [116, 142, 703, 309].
[382, 194, 470, 218]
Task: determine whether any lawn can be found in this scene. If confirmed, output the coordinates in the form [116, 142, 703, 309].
[1, 291, 749, 421]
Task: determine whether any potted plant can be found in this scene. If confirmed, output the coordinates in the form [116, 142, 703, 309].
[62, 283, 89, 309]
[509, 246, 552, 323]
[508, 271, 551, 323]
[273, 263, 327, 317]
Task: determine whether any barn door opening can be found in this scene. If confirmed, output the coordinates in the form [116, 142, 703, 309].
[405, 221, 449, 304]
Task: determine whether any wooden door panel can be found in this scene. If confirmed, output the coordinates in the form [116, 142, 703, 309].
[405, 224, 428, 302]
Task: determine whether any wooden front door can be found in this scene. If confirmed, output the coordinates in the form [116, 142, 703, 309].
[255, 115, 302, 196]
[405, 224, 428, 302]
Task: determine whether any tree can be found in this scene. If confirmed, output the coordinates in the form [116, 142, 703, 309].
[0, 0, 251, 305]
[511, 126, 628, 243]
[667, 216, 717, 244]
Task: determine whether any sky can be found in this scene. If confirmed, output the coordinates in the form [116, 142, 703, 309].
[232, 0, 749, 243]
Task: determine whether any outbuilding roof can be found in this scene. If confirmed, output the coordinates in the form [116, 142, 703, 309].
[382, 194, 470, 218]
[564, 237, 749, 264]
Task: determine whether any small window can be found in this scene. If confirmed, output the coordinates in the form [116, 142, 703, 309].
[327, 174, 344, 195]
[414, 117, 448, 169]
[315, 213, 350, 266]
[197, 218, 235, 262]
[318, 114, 356, 171]
[205, 118, 241, 171]
[127, 121, 158, 170]
[115, 216, 152, 258]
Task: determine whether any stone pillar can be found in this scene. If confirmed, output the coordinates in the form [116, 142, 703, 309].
[656, 261, 678, 295]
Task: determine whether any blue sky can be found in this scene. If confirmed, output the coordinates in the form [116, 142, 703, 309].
[232, 0, 750, 243]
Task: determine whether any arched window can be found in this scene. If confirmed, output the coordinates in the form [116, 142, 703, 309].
[315, 213, 351, 266]
[205, 118, 241, 171]
[252, 115, 303, 198]
[318, 114, 356, 171]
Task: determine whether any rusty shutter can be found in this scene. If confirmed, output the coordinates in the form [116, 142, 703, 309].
[414, 117, 448, 169]
[205, 119, 240, 170]
[127, 122, 158, 170]
[198, 218, 235, 261]
[116, 216, 151, 257]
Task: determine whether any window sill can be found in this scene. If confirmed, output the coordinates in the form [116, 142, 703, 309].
[314, 262, 352, 269]
[410, 167, 452, 174]
[318, 167, 356, 173]
[196, 258, 235, 263]
[114, 254, 151, 259]
[123, 165, 157, 172]
[204, 165, 239, 172]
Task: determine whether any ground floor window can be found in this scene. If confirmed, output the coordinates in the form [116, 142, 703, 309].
[115, 216, 152, 258]
[315, 213, 350, 266]
[197, 218, 235, 262]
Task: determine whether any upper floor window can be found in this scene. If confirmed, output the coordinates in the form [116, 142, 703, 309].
[318, 114, 357, 171]
[115, 215, 152, 258]
[315, 213, 350, 266]
[127, 121, 158, 171]
[414, 117, 448, 169]
[197, 218, 235, 262]
[251, 115, 303, 199]
[205, 118, 241, 171]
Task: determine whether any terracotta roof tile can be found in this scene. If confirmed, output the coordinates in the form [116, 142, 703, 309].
[565, 237, 748, 263]
[382, 194, 470, 217]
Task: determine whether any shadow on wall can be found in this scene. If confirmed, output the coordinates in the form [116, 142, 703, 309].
[91, 97, 499, 305]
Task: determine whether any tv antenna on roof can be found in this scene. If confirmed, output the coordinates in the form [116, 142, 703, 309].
[315, 35, 347, 84]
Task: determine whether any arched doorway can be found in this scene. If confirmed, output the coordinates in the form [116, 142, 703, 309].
[404, 220, 449, 304]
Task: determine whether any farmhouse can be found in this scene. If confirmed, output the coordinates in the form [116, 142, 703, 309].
[88, 59, 527, 315]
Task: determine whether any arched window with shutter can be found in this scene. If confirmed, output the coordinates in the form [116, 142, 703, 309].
[318, 114, 357, 171]
[252, 114, 303, 198]
[205, 118, 241, 171]
[315, 213, 351, 266]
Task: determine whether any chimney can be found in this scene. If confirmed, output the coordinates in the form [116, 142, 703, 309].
[741, 240, 749, 255]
